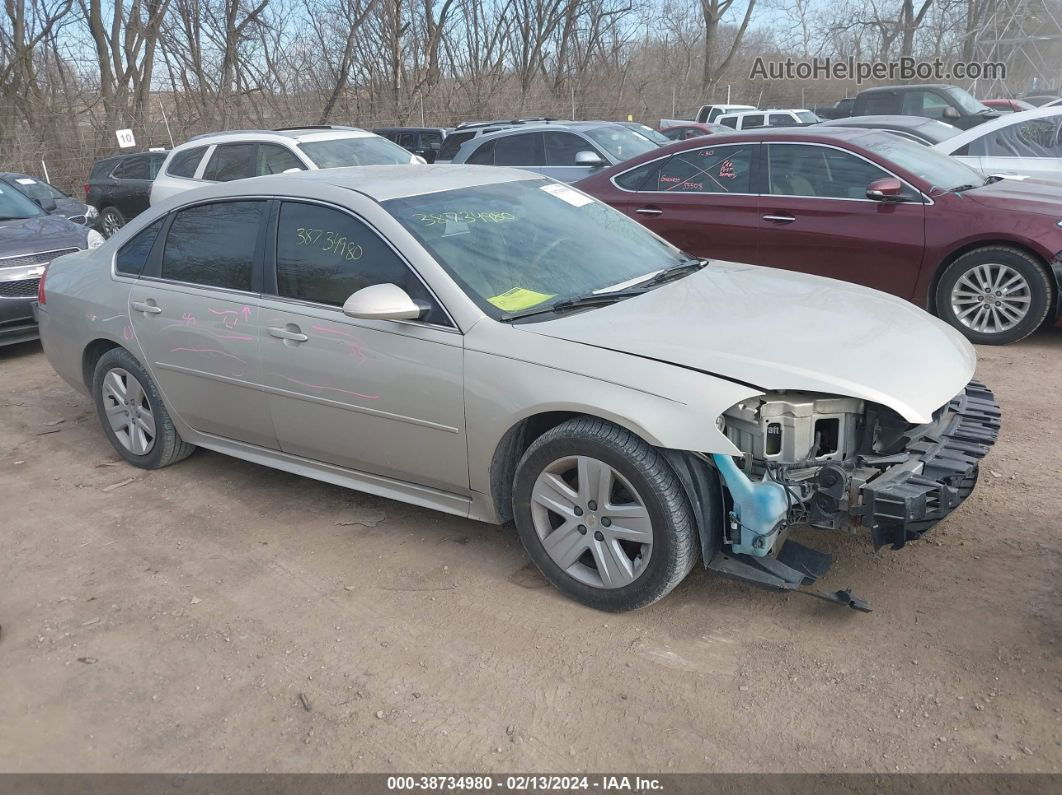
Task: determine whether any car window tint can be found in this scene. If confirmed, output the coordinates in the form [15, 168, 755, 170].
[741, 114, 765, 129]
[902, 90, 949, 118]
[707, 109, 721, 122]
[861, 92, 897, 115]
[162, 201, 265, 290]
[768, 113, 796, 127]
[166, 146, 208, 178]
[970, 117, 1062, 157]
[466, 139, 495, 165]
[654, 145, 753, 193]
[203, 143, 257, 181]
[544, 132, 592, 166]
[614, 160, 662, 190]
[148, 153, 166, 178]
[768, 144, 889, 199]
[113, 156, 149, 180]
[397, 133, 417, 148]
[258, 144, 304, 175]
[421, 131, 443, 147]
[719, 116, 738, 128]
[438, 131, 474, 160]
[275, 202, 445, 324]
[116, 219, 164, 276]
[494, 133, 543, 166]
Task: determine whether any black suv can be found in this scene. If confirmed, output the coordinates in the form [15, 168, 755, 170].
[85, 151, 167, 237]
[849, 84, 999, 130]
[373, 127, 447, 162]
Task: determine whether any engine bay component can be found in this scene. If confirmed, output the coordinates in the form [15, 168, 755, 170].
[710, 452, 792, 557]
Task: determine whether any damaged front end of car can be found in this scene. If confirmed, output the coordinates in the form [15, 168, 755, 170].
[696, 380, 1001, 610]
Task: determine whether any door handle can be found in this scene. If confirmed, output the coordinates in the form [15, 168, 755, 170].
[268, 326, 309, 343]
[635, 206, 663, 216]
[131, 300, 162, 314]
[762, 214, 796, 224]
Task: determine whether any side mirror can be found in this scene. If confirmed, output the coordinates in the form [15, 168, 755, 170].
[866, 177, 904, 202]
[342, 283, 424, 321]
[575, 150, 604, 167]
[942, 106, 960, 120]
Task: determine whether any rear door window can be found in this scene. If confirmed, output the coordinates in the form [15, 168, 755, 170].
[654, 145, 754, 193]
[116, 219, 164, 276]
[494, 133, 544, 166]
[438, 132, 474, 160]
[466, 139, 496, 165]
[113, 156, 149, 180]
[203, 143, 258, 181]
[161, 201, 266, 290]
[740, 114, 765, 129]
[166, 146, 208, 178]
[544, 132, 593, 165]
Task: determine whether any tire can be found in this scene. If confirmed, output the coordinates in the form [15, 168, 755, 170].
[935, 247, 1052, 345]
[99, 206, 125, 238]
[512, 417, 697, 612]
[92, 347, 195, 469]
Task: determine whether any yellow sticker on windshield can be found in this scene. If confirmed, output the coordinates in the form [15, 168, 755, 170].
[488, 288, 555, 312]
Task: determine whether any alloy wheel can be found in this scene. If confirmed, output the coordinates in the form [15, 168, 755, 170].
[101, 210, 121, 237]
[101, 368, 156, 455]
[530, 455, 653, 589]
[950, 262, 1032, 335]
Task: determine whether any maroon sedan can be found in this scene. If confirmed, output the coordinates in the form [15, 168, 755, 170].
[575, 127, 1062, 345]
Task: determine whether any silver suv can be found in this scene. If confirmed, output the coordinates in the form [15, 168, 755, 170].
[150, 126, 420, 205]
[448, 122, 659, 182]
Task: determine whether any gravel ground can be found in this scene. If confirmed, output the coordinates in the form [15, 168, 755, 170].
[0, 330, 1059, 773]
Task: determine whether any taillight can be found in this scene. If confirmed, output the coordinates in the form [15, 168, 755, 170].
[83, 184, 90, 197]
[37, 265, 47, 305]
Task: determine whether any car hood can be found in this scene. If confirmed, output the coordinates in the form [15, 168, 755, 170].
[0, 214, 86, 258]
[962, 178, 1062, 218]
[521, 262, 975, 424]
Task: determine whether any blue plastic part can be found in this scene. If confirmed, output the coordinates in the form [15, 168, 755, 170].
[711, 453, 791, 557]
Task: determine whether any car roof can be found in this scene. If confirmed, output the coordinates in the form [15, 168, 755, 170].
[162, 164, 541, 204]
[717, 109, 811, 118]
[179, 127, 373, 147]
[933, 104, 1062, 151]
[859, 84, 956, 93]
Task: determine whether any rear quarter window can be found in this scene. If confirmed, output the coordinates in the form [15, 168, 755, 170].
[116, 219, 164, 276]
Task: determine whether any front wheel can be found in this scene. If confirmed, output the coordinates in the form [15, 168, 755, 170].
[512, 417, 697, 612]
[935, 247, 1052, 345]
[99, 207, 125, 238]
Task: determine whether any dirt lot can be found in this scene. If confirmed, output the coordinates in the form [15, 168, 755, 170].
[0, 330, 1059, 773]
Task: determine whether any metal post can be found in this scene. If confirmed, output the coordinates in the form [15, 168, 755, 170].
[571, 84, 576, 120]
[41, 160, 50, 183]
[158, 97, 175, 148]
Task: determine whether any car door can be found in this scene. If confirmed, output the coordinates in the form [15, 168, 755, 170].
[110, 155, 154, 220]
[258, 199, 468, 493]
[542, 131, 604, 182]
[129, 199, 277, 448]
[616, 143, 764, 262]
[757, 143, 927, 298]
[965, 115, 1062, 181]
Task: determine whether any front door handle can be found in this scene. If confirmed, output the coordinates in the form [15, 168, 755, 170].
[268, 326, 309, 343]
[131, 300, 162, 314]
[762, 214, 796, 224]
[635, 206, 663, 216]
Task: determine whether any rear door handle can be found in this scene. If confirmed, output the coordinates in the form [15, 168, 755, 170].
[635, 206, 663, 216]
[131, 300, 162, 314]
[762, 214, 796, 224]
[268, 326, 309, 343]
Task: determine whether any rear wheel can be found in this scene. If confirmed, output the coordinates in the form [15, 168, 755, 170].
[512, 417, 697, 612]
[92, 347, 194, 469]
[99, 206, 125, 238]
[935, 247, 1052, 345]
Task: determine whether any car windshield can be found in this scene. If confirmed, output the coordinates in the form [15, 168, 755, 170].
[946, 86, 992, 115]
[383, 179, 689, 319]
[0, 183, 46, 219]
[624, 124, 670, 145]
[9, 176, 64, 201]
[298, 136, 413, 167]
[583, 126, 659, 162]
[859, 132, 986, 191]
[795, 111, 819, 123]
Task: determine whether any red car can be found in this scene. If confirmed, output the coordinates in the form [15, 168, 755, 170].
[575, 127, 1062, 345]
[981, 98, 1036, 113]
[659, 122, 724, 141]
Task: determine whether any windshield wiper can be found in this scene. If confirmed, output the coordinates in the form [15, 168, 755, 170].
[0, 215, 30, 221]
[635, 257, 707, 289]
[501, 288, 645, 321]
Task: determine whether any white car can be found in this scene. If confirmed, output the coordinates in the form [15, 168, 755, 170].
[716, 109, 819, 130]
[932, 105, 1062, 182]
[150, 126, 422, 205]
[695, 103, 757, 124]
